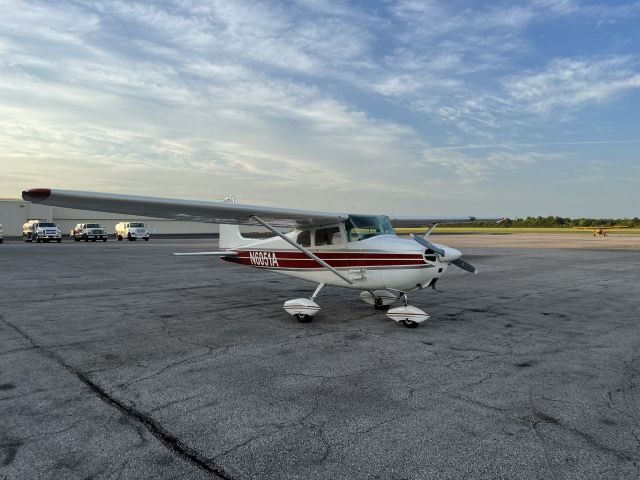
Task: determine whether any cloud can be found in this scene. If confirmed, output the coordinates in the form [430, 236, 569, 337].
[1, 0, 640, 216]
[503, 56, 640, 115]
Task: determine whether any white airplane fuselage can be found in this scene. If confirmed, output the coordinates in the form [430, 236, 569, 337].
[223, 234, 461, 293]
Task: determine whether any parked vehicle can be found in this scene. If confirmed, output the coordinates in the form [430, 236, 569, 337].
[115, 222, 150, 241]
[23, 219, 62, 243]
[0, 224, 3, 243]
[70, 223, 108, 242]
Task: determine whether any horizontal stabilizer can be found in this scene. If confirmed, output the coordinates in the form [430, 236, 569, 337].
[173, 251, 238, 256]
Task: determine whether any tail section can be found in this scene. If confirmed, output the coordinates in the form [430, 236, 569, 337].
[219, 197, 253, 250]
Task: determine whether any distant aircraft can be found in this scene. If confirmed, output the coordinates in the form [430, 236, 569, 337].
[22, 188, 501, 328]
[573, 226, 628, 236]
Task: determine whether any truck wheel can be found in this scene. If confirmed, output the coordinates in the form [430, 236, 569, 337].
[74, 237, 80, 242]
[34, 235, 40, 243]
[144, 238, 149, 241]
[103, 238, 107, 242]
[117, 235, 123, 241]
[91, 238, 96, 242]
[56, 239, 62, 243]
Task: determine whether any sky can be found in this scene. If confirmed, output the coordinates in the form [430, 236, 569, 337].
[1, 0, 639, 217]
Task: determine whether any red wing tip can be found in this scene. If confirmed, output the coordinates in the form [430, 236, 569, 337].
[22, 188, 51, 202]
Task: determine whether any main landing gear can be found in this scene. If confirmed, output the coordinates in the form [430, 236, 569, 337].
[361, 290, 430, 328]
[284, 285, 430, 328]
[283, 283, 325, 323]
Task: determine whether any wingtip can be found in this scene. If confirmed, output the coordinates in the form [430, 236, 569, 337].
[22, 188, 51, 203]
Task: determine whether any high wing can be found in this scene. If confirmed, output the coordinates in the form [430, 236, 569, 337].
[22, 188, 502, 229]
[388, 215, 504, 228]
[22, 189, 345, 228]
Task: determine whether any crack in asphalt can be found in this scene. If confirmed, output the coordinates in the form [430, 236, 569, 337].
[0, 316, 235, 480]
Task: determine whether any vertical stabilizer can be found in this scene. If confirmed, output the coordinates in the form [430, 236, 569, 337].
[219, 197, 253, 249]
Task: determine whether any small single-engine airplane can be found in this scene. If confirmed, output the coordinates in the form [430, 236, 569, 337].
[573, 225, 628, 236]
[22, 188, 501, 328]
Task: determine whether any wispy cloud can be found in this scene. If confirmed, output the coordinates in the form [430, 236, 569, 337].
[503, 56, 640, 115]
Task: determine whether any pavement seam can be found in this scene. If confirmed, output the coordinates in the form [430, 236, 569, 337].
[0, 316, 235, 480]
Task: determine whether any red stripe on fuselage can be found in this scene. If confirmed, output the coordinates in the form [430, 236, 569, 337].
[223, 250, 427, 269]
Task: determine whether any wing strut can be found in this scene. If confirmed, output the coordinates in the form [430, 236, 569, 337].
[251, 215, 354, 285]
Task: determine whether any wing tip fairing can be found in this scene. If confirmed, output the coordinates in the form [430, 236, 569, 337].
[22, 188, 51, 203]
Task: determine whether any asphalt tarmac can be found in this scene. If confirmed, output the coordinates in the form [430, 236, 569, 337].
[1, 236, 639, 479]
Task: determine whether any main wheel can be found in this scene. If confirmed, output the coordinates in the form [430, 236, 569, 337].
[374, 299, 390, 311]
[117, 235, 123, 241]
[103, 238, 107, 242]
[84, 237, 89, 242]
[74, 237, 80, 242]
[401, 320, 419, 329]
[295, 314, 313, 323]
[143, 238, 149, 241]
[56, 239, 61, 243]
[91, 238, 96, 242]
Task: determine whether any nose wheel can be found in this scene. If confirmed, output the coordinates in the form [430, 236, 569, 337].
[400, 319, 419, 329]
[385, 292, 430, 328]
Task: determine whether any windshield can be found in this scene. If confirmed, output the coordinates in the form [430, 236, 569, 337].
[86, 224, 101, 228]
[345, 215, 395, 241]
[129, 223, 145, 228]
[39, 223, 56, 227]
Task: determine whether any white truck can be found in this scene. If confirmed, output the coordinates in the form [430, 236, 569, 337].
[70, 223, 108, 242]
[23, 219, 62, 243]
[115, 222, 150, 241]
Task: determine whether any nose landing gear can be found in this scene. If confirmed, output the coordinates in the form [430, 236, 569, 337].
[385, 292, 430, 328]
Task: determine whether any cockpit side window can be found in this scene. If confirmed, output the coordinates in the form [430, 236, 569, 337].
[315, 227, 341, 246]
[297, 230, 311, 247]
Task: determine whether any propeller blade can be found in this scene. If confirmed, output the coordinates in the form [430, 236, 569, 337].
[452, 257, 477, 274]
[424, 223, 438, 237]
[410, 233, 446, 256]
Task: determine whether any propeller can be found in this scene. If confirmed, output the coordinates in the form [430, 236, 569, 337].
[410, 233, 445, 256]
[410, 233, 477, 274]
[451, 257, 477, 274]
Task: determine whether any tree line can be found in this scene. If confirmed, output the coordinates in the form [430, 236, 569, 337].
[449, 216, 640, 228]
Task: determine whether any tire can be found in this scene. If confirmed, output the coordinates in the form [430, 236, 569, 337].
[74, 237, 80, 242]
[84, 237, 89, 242]
[91, 238, 96, 242]
[56, 239, 61, 243]
[401, 320, 419, 329]
[374, 299, 390, 311]
[295, 314, 313, 323]
[44, 239, 49, 243]
[117, 235, 123, 241]
[144, 238, 149, 241]
[103, 238, 107, 242]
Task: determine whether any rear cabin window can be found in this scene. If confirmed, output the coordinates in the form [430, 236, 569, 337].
[297, 230, 311, 247]
[315, 227, 341, 246]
